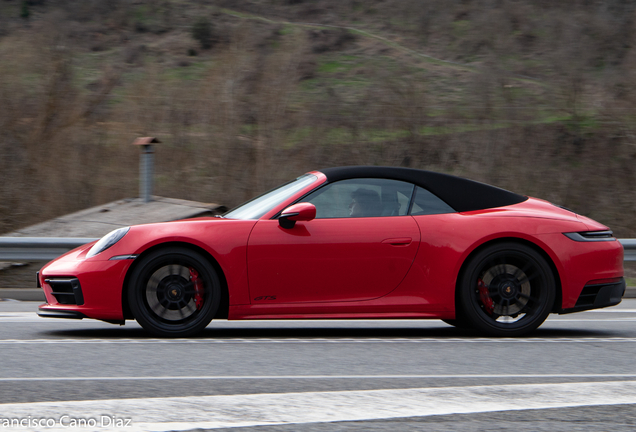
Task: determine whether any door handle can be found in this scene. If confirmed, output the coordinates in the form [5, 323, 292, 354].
[381, 237, 412, 246]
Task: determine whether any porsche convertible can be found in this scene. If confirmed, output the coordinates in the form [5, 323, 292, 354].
[37, 166, 625, 337]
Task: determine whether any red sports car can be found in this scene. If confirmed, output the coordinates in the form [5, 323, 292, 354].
[37, 166, 625, 337]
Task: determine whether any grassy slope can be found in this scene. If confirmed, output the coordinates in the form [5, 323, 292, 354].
[0, 0, 636, 236]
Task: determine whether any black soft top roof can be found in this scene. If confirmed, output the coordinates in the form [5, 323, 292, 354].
[318, 166, 527, 213]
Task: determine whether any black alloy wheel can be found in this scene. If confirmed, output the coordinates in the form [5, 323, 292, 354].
[128, 247, 221, 337]
[457, 242, 555, 337]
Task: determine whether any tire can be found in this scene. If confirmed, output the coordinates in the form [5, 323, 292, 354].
[457, 242, 555, 337]
[128, 247, 221, 337]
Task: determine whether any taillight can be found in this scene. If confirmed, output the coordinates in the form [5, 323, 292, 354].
[563, 231, 615, 242]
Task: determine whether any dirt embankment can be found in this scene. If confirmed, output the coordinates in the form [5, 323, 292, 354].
[0, 0, 635, 236]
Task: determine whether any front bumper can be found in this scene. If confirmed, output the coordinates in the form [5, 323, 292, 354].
[38, 244, 134, 322]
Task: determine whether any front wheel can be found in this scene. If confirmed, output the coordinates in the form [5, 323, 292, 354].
[128, 247, 221, 337]
[457, 242, 555, 337]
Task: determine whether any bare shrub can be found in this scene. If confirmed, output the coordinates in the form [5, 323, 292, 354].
[191, 17, 216, 50]
[309, 28, 355, 54]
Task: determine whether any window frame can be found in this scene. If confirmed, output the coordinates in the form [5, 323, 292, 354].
[281, 178, 415, 219]
[273, 177, 457, 220]
[407, 186, 456, 216]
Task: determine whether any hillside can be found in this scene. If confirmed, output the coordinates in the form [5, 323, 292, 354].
[1, 0, 636, 235]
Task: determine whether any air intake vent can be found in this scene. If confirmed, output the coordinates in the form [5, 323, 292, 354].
[574, 285, 601, 308]
[561, 279, 625, 314]
[45, 278, 84, 305]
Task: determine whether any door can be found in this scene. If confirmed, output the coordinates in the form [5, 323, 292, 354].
[247, 178, 420, 304]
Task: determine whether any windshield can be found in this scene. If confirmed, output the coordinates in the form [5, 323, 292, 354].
[224, 174, 318, 220]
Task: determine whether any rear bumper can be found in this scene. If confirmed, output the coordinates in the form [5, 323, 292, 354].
[559, 278, 625, 314]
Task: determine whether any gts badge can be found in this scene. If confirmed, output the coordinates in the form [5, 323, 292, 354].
[254, 296, 277, 301]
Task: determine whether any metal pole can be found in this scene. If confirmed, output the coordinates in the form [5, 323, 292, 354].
[132, 137, 159, 204]
[140, 144, 154, 203]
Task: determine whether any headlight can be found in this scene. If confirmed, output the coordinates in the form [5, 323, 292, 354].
[86, 227, 130, 258]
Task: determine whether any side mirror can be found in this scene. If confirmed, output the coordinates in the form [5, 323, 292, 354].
[279, 202, 316, 229]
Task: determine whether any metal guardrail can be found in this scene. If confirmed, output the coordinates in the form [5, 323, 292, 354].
[621, 239, 636, 262]
[0, 237, 635, 261]
[0, 238, 98, 261]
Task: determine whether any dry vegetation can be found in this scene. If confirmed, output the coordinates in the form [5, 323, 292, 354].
[1, 0, 636, 235]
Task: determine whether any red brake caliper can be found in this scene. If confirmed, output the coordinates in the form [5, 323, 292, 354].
[189, 268, 204, 310]
[477, 279, 494, 315]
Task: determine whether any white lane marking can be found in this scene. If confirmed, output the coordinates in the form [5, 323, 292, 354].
[584, 309, 636, 313]
[2, 337, 636, 344]
[2, 381, 636, 431]
[1, 373, 636, 382]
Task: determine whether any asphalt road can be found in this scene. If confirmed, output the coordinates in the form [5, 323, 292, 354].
[1, 300, 636, 431]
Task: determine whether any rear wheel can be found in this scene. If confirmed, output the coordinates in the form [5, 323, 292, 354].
[457, 242, 555, 337]
[128, 247, 220, 337]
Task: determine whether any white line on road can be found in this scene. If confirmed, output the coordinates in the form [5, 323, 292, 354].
[1, 337, 636, 344]
[582, 309, 636, 313]
[2, 381, 636, 431]
[1, 373, 636, 382]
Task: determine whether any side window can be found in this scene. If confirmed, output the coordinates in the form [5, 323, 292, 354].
[409, 187, 455, 216]
[304, 179, 415, 218]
